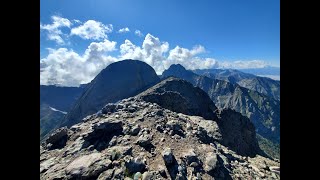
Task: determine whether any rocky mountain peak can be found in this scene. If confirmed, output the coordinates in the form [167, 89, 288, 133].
[136, 77, 218, 120]
[59, 60, 160, 128]
[168, 64, 186, 71]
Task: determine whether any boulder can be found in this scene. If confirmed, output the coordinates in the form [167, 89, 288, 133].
[136, 134, 153, 147]
[204, 152, 218, 173]
[162, 148, 174, 165]
[131, 125, 141, 136]
[45, 127, 69, 150]
[65, 153, 112, 179]
[125, 156, 147, 174]
[97, 169, 114, 180]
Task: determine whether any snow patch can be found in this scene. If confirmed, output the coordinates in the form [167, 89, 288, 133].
[49, 106, 67, 114]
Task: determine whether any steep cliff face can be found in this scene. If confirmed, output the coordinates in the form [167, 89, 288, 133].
[193, 68, 280, 101]
[162, 64, 280, 144]
[40, 85, 85, 139]
[60, 60, 160, 128]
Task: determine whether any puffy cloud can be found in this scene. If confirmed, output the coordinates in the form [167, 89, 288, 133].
[118, 27, 130, 33]
[40, 16, 72, 44]
[219, 60, 268, 69]
[167, 45, 218, 70]
[70, 20, 113, 40]
[134, 30, 144, 37]
[118, 33, 218, 73]
[41, 28, 272, 86]
[40, 39, 118, 86]
[119, 33, 169, 73]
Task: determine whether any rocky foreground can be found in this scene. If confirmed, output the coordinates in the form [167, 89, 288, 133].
[40, 100, 280, 179]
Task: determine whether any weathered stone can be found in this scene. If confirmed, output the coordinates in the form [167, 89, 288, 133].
[142, 171, 155, 180]
[182, 149, 198, 165]
[125, 156, 146, 174]
[136, 134, 153, 147]
[97, 169, 114, 180]
[123, 126, 131, 135]
[109, 136, 117, 146]
[65, 153, 111, 179]
[166, 120, 182, 131]
[189, 162, 199, 167]
[269, 166, 280, 175]
[113, 168, 125, 179]
[156, 124, 163, 132]
[162, 148, 174, 165]
[45, 127, 69, 149]
[131, 125, 141, 136]
[102, 103, 117, 114]
[158, 165, 167, 177]
[108, 146, 133, 160]
[40, 157, 55, 173]
[134, 172, 142, 180]
[204, 152, 218, 173]
[186, 123, 192, 130]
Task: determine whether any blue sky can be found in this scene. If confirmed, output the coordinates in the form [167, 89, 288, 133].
[40, 0, 280, 86]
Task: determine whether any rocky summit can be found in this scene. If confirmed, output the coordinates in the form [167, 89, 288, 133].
[60, 60, 160, 129]
[40, 78, 279, 180]
[136, 77, 218, 120]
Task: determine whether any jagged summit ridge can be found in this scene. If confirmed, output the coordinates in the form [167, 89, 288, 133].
[136, 77, 218, 120]
[41, 95, 279, 180]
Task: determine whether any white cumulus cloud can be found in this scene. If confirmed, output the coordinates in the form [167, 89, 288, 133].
[118, 27, 130, 33]
[119, 34, 217, 73]
[167, 45, 218, 70]
[40, 39, 118, 86]
[134, 30, 144, 37]
[70, 20, 113, 40]
[41, 26, 272, 86]
[40, 16, 72, 44]
[119, 33, 169, 73]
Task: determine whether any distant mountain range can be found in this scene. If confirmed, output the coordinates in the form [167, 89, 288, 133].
[232, 67, 280, 80]
[162, 64, 280, 145]
[193, 68, 280, 100]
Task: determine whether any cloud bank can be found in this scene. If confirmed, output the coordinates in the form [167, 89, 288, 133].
[40, 16, 273, 86]
[40, 39, 117, 86]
